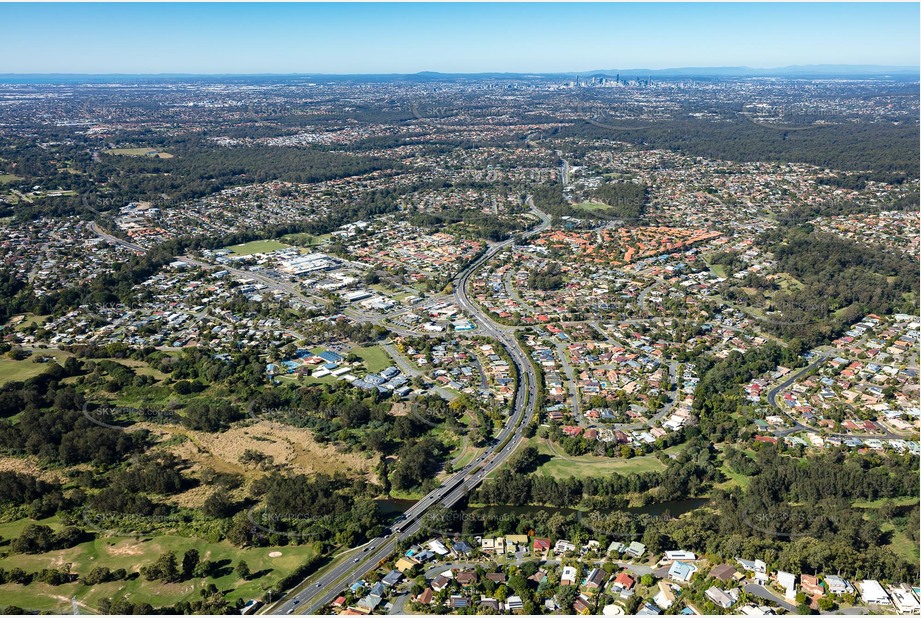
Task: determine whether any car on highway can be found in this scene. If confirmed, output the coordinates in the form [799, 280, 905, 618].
[353, 557, 360, 563]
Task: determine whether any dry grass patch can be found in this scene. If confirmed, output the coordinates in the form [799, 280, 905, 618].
[156, 421, 379, 482]
[0, 455, 72, 483]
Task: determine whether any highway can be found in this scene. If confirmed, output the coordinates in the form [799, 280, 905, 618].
[89, 206, 552, 616]
[268, 205, 550, 615]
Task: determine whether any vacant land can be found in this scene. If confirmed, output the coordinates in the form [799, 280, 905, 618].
[352, 345, 391, 373]
[572, 201, 613, 212]
[163, 421, 379, 486]
[529, 439, 667, 479]
[104, 147, 174, 159]
[280, 232, 331, 247]
[0, 174, 23, 184]
[225, 239, 291, 255]
[0, 350, 73, 386]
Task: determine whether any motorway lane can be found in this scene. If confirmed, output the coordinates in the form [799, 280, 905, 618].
[87, 210, 548, 616]
[273, 207, 549, 615]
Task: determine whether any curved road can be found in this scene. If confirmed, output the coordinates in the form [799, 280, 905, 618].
[89, 209, 551, 616]
[268, 206, 550, 615]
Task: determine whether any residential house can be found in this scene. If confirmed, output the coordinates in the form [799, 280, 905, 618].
[859, 580, 892, 605]
[888, 585, 921, 614]
[710, 564, 739, 582]
[572, 594, 592, 615]
[611, 572, 635, 592]
[561, 565, 579, 586]
[776, 571, 796, 600]
[416, 588, 434, 605]
[584, 567, 608, 590]
[381, 570, 403, 588]
[555, 539, 577, 554]
[395, 557, 416, 572]
[506, 596, 525, 612]
[706, 587, 737, 609]
[668, 561, 698, 583]
[800, 574, 823, 597]
[737, 558, 768, 584]
[824, 575, 854, 596]
[448, 595, 468, 609]
[533, 538, 551, 554]
[485, 572, 506, 585]
[653, 581, 676, 610]
[431, 574, 451, 592]
[625, 541, 647, 559]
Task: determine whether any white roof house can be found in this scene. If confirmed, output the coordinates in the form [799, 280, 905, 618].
[859, 580, 892, 605]
[889, 585, 921, 614]
[776, 571, 796, 600]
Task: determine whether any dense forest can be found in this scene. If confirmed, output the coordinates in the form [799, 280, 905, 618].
[692, 342, 804, 442]
[474, 438, 720, 509]
[755, 226, 919, 346]
[556, 116, 920, 180]
[531, 181, 648, 223]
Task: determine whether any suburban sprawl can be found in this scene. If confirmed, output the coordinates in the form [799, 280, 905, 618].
[0, 71, 917, 616]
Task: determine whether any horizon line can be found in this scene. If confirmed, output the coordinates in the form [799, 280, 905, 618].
[1, 64, 920, 79]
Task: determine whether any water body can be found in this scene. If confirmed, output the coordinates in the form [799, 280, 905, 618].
[375, 497, 709, 525]
[463, 498, 710, 521]
[376, 498, 418, 517]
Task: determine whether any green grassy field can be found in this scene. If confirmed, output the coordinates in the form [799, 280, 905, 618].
[352, 345, 391, 373]
[0, 350, 73, 386]
[716, 464, 752, 489]
[0, 174, 23, 185]
[104, 147, 173, 159]
[0, 523, 317, 613]
[280, 232, 332, 248]
[884, 525, 920, 564]
[572, 201, 612, 212]
[225, 239, 292, 256]
[451, 443, 483, 469]
[852, 496, 918, 509]
[530, 439, 667, 479]
[18, 314, 51, 330]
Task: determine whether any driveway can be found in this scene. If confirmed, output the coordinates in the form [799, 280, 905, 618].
[744, 583, 797, 613]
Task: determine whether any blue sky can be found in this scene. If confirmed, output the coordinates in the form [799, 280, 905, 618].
[1, 3, 918, 74]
